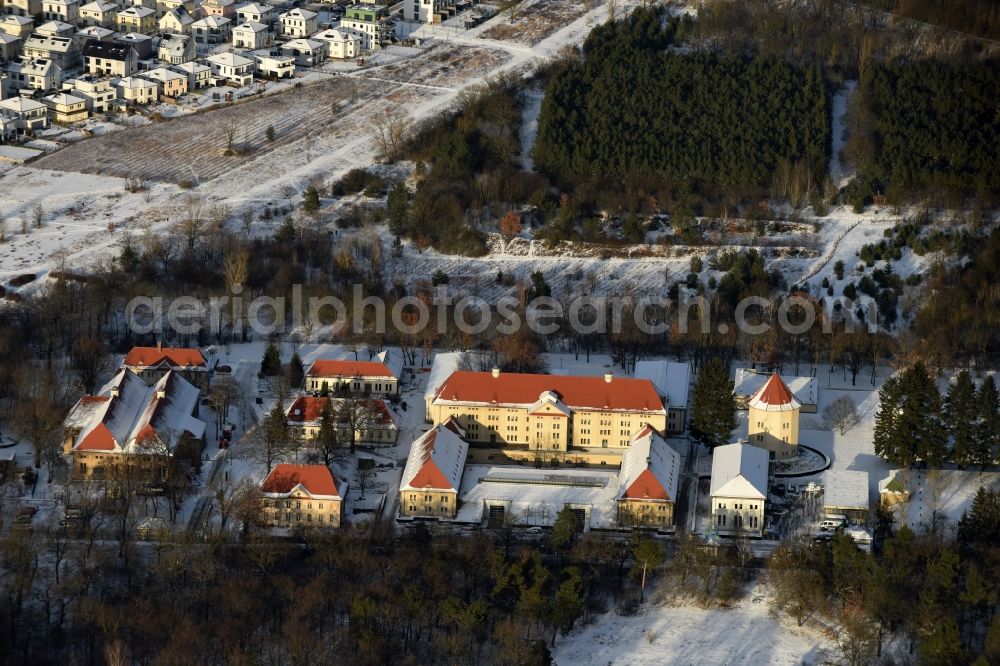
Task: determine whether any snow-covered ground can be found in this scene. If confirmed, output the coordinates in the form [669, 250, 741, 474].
[553, 585, 834, 666]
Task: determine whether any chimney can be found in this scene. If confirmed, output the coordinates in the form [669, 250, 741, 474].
[156, 387, 166, 400]
[645, 456, 651, 465]
[603, 368, 613, 383]
[491, 367, 500, 378]
[110, 385, 120, 398]
[157, 340, 162, 351]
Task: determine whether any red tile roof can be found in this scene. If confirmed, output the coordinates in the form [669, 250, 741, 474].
[434, 371, 664, 412]
[405, 431, 453, 490]
[261, 463, 340, 497]
[749, 372, 799, 410]
[621, 468, 670, 501]
[306, 359, 395, 378]
[77, 422, 117, 451]
[285, 395, 393, 424]
[123, 346, 207, 369]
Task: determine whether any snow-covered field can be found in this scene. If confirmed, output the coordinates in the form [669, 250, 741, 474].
[553, 586, 834, 666]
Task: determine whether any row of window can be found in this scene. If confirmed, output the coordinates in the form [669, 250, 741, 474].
[264, 499, 329, 510]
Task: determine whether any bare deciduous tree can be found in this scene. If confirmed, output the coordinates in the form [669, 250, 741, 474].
[367, 108, 411, 162]
[823, 395, 860, 435]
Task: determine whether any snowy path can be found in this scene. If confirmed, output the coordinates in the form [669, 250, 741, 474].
[828, 81, 857, 188]
[519, 88, 544, 171]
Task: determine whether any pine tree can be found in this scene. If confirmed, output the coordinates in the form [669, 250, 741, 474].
[974, 376, 1000, 468]
[261, 343, 282, 377]
[301, 186, 320, 214]
[287, 351, 304, 388]
[316, 399, 340, 468]
[689, 358, 737, 449]
[387, 182, 410, 236]
[944, 370, 976, 466]
[551, 566, 584, 637]
[873, 376, 907, 464]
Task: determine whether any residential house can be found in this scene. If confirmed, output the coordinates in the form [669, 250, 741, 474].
[117, 6, 158, 35]
[279, 7, 317, 38]
[746, 372, 801, 460]
[116, 74, 157, 103]
[204, 51, 252, 86]
[0, 16, 35, 40]
[254, 52, 293, 79]
[285, 395, 398, 444]
[3, 0, 42, 18]
[5, 58, 62, 92]
[35, 20, 75, 37]
[199, 0, 235, 19]
[124, 0, 156, 9]
[314, 27, 361, 59]
[0, 111, 18, 142]
[172, 59, 208, 88]
[145, 65, 187, 96]
[822, 469, 870, 525]
[710, 442, 768, 537]
[42, 91, 87, 122]
[61, 369, 206, 480]
[121, 344, 210, 393]
[155, 0, 194, 20]
[399, 422, 468, 519]
[236, 1, 274, 28]
[305, 351, 402, 396]
[279, 37, 325, 66]
[734, 368, 818, 413]
[155, 32, 194, 63]
[634, 360, 691, 434]
[79, 0, 118, 27]
[191, 14, 230, 45]
[231, 20, 270, 49]
[41, 0, 80, 23]
[0, 96, 48, 133]
[0, 34, 19, 64]
[69, 76, 115, 111]
[83, 41, 138, 77]
[878, 469, 910, 509]
[427, 369, 667, 464]
[158, 7, 194, 34]
[261, 463, 345, 528]
[616, 425, 681, 529]
[339, 4, 392, 51]
[23, 34, 80, 69]
[402, 0, 455, 23]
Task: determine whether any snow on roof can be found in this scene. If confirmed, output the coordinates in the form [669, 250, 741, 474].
[400, 424, 468, 492]
[206, 51, 252, 66]
[146, 67, 185, 81]
[822, 469, 869, 511]
[64, 368, 205, 453]
[710, 443, 769, 499]
[735, 368, 816, 406]
[314, 27, 363, 42]
[118, 76, 156, 89]
[527, 390, 572, 417]
[174, 60, 209, 71]
[43, 92, 85, 105]
[424, 352, 462, 402]
[80, 1, 116, 10]
[0, 97, 47, 113]
[617, 426, 680, 502]
[434, 371, 665, 413]
[234, 19, 268, 32]
[634, 360, 691, 410]
[236, 2, 270, 13]
[193, 15, 230, 27]
[123, 345, 207, 369]
[879, 469, 909, 494]
[282, 37, 322, 49]
[262, 463, 341, 498]
[281, 7, 316, 19]
[454, 465, 621, 528]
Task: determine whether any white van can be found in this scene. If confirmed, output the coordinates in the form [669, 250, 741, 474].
[819, 515, 847, 531]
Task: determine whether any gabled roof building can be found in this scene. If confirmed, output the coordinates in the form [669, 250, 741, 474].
[710, 442, 769, 537]
[616, 425, 681, 529]
[399, 423, 468, 519]
[261, 463, 345, 528]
